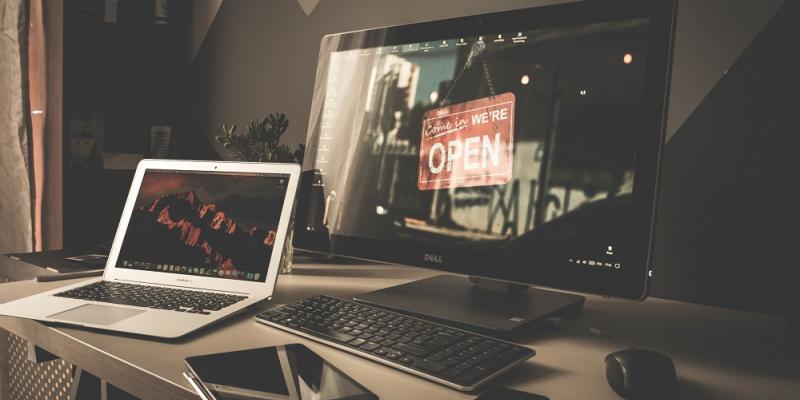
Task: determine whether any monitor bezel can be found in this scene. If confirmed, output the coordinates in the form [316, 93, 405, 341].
[294, 0, 677, 300]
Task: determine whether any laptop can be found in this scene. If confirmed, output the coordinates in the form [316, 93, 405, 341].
[0, 160, 300, 338]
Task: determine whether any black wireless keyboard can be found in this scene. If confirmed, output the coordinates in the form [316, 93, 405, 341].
[54, 281, 247, 314]
[255, 295, 534, 391]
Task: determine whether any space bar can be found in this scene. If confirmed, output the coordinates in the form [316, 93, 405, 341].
[299, 324, 355, 343]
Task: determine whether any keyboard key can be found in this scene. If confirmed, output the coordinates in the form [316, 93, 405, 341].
[394, 343, 432, 357]
[442, 368, 463, 379]
[360, 342, 381, 351]
[299, 324, 354, 344]
[374, 348, 388, 356]
[417, 359, 446, 373]
[454, 367, 489, 385]
[348, 338, 366, 347]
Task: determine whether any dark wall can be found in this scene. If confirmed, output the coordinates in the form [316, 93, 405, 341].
[187, 0, 782, 149]
[186, 0, 798, 316]
[650, 2, 800, 316]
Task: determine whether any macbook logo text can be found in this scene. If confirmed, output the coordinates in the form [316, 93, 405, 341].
[177, 278, 192, 283]
[424, 253, 444, 264]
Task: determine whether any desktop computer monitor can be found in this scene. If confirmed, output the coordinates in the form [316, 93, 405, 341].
[294, 0, 677, 333]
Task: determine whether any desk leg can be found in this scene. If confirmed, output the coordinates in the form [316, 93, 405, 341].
[0, 330, 8, 400]
[68, 368, 138, 400]
[26, 343, 59, 363]
[69, 368, 101, 400]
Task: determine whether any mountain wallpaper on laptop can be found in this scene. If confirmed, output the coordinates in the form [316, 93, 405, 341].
[116, 171, 289, 279]
[143, 190, 276, 270]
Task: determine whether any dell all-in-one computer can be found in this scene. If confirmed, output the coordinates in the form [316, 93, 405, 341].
[293, 0, 676, 333]
[259, 0, 676, 390]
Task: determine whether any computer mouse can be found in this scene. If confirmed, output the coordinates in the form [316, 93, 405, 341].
[605, 348, 678, 400]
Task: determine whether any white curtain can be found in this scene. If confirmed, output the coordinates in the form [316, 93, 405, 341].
[0, 0, 32, 253]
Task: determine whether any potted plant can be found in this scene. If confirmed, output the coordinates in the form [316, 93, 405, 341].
[214, 113, 304, 164]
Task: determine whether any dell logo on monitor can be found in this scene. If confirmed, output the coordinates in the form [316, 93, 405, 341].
[424, 253, 444, 264]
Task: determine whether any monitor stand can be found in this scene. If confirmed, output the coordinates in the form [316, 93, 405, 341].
[354, 275, 585, 337]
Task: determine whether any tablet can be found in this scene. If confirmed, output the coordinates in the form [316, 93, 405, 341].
[184, 344, 377, 400]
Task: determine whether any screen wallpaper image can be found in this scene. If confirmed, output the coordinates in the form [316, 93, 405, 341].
[302, 18, 651, 272]
[116, 170, 289, 282]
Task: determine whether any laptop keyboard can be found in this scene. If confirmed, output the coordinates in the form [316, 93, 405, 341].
[53, 281, 247, 314]
[256, 295, 534, 390]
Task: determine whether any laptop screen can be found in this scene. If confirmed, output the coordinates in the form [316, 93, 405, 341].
[115, 169, 291, 282]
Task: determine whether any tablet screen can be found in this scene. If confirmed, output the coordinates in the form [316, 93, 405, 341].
[185, 344, 377, 400]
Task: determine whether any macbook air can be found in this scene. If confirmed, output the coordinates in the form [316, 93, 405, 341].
[0, 159, 300, 338]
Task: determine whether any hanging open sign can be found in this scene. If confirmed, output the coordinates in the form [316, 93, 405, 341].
[418, 93, 515, 190]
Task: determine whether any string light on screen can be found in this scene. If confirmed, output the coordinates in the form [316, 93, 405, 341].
[623, 53, 633, 64]
[520, 74, 530, 85]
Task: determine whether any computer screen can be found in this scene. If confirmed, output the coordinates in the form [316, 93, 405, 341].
[295, 0, 675, 299]
[116, 170, 290, 282]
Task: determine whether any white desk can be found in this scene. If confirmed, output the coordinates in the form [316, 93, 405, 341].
[1, 261, 798, 399]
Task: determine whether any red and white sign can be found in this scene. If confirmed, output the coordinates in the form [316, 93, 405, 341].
[418, 93, 515, 190]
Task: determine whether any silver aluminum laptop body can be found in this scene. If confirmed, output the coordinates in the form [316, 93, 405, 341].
[0, 160, 300, 338]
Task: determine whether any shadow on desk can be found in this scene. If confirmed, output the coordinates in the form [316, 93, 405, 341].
[680, 377, 728, 399]
[495, 361, 568, 386]
[290, 265, 426, 280]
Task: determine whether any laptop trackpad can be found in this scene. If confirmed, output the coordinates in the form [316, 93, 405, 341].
[49, 304, 145, 326]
